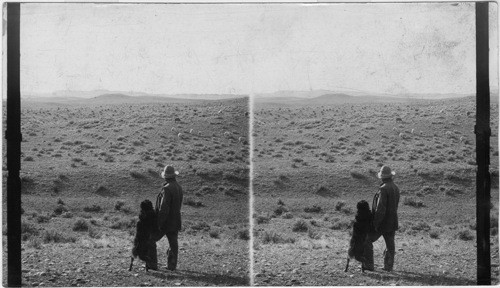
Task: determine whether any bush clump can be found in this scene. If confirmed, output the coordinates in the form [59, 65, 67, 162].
[292, 219, 309, 232]
[208, 228, 220, 239]
[190, 221, 210, 231]
[274, 205, 288, 216]
[330, 218, 352, 230]
[411, 221, 431, 231]
[262, 230, 295, 244]
[235, 229, 250, 240]
[403, 196, 425, 208]
[53, 204, 68, 216]
[429, 229, 440, 239]
[83, 204, 102, 213]
[110, 217, 137, 230]
[21, 221, 39, 241]
[114, 200, 126, 211]
[456, 229, 474, 241]
[184, 197, 204, 207]
[255, 215, 270, 224]
[335, 201, 346, 211]
[73, 218, 90, 231]
[304, 205, 322, 213]
[43, 229, 77, 243]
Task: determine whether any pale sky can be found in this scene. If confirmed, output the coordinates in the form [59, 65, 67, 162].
[19, 2, 498, 96]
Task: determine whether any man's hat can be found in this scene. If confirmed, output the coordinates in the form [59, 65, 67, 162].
[161, 165, 179, 179]
[377, 165, 395, 179]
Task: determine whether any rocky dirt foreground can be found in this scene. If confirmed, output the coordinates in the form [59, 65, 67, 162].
[9, 233, 249, 286]
[254, 232, 499, 286]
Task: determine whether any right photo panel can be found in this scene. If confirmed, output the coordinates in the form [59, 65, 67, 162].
[251, 3, 499, 286]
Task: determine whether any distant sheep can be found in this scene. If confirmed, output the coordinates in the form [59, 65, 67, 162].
[171, 127, 176, 132]
[238, 137, 245, 142]
[189, 129, 194, 134]
[459, 136, 464, 142]
[177, 133, 183, 138]
[445, 131, 452, 136]
[440, 109, 444, 113]
[218, 110, 223, 114]
[411, 129, 414, 134]
[399, 133, 404, 138]
[224, 131, 231, 137]
[392, 127, 397, 131]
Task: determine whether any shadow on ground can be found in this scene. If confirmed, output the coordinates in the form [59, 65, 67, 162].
[149, 269, 249, 286]
[364, 269, 476, 285]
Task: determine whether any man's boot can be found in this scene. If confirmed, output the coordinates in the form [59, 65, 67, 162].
[383, 249, 394, 272]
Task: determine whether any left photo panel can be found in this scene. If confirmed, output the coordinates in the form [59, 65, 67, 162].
[4, 3, 250, 286]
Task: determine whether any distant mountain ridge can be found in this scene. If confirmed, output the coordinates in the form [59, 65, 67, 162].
[21, 90, 248, 100]
[254, 89, 478, 100]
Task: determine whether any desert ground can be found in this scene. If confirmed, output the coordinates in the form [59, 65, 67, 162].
[3, 95, 250, 286]
[252, 95, 499, 286]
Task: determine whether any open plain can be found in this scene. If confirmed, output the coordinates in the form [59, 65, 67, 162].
[3, 95, 250, 286]
[252, 94, 499, 286]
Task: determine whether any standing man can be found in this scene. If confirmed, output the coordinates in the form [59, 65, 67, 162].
[156, 164, 183, 271]
[363, 165, 400, 272]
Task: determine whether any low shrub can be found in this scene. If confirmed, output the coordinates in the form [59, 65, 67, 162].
[282, 212, 293, 219]
[403, 196, 425, 208]
[456, 229, 474, 241]
[190, 221, 210, 231]
[255, 215, 270, 224]
[274, 205, 288, 216]
[411, 221, 431, 231]
[21, 221, 39, 241]
[262, 230, 295, 244]
[335, 201, 346, 211]
[27, 237, 42, 249]
[83, 205, 102, 213]
[304, 205, 322, 213]
[61, 212, 73, 218]
[88, 226, 101, 239]
[73, 218, 89, 231]
[308, 228, 321, 240]
[209, 228, 220, 239]
[445, 187, 464, 197]
[110, 217, 137, 230]
[53, 205, 68, 216]
[43, 229, 76, 243]
[292, 219, 309, 232]
[429, 229, 440, 239]
[114, 200, 126, 211]
[235, 229, 250, 240]
[130, 171, 145, 179]
[350, 171, 365, 179]
[36, 215, 50, 224]
[184, 197, 204, 207]
[330, 218, 352, 230]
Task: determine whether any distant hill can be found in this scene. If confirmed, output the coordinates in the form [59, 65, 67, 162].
[88, 93, 189, 104]
[305, 93, 421, 104]
[21, 90, 247, 101]
[254, 92, 420, 105]
[18, 93, 248, 107]
[253, 89, 500, 104]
